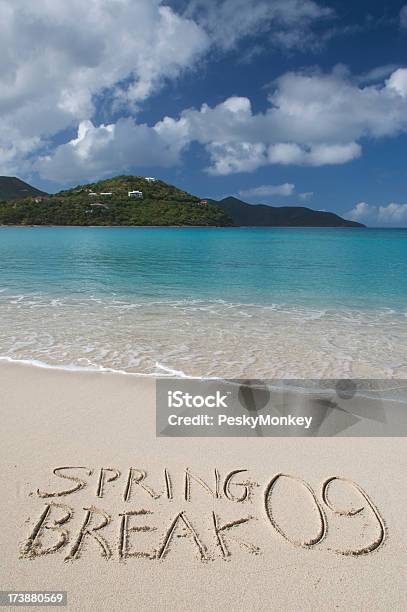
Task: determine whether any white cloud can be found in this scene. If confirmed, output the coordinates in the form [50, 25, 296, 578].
[267, 143, 304, 165]
[347, 201, 407, 227]
[386, 68, 407, 97]
[0, 0, 336, 177]
[36, 118, 187, 183]
[31, 65, 407, 181]
[347, 202, 371, 221]
[238, 183, 295, 199]
[146, 66, 407, 175]
[267, 68, 407, 141]
[206, 142, 268, 175]
[299, 191, 313, 200]
[236, 184, 314, 204]
[0, 0, 208, 174]
[183, 0, 333, 50]
[1, 0, 407, 184]
[268, 142, 361, 166]
[356, 64, 400, 85]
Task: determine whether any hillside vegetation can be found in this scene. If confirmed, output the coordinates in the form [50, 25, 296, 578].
[0, 176, 231, 226]
[0, 175, 365, 227]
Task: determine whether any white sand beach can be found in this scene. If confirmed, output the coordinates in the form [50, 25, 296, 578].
[0, 362, 406, 611]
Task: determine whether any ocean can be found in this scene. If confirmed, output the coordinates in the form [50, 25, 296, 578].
[0, 226, 406, 378]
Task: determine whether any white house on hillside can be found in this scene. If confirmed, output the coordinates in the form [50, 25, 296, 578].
[100, 192, 112, 196]
[128, 190, 143, 198]
[144, 177, 156, 182]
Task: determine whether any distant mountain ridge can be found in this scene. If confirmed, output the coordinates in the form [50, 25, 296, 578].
[0, 176, 48, 200]
[210, 196, 365, 228]
[0, 175, 364, 227]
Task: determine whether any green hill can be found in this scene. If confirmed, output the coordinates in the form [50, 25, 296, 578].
[0, 175, 365, 227]
[0, 176, 231, 226]
[0, 176, 48, 201]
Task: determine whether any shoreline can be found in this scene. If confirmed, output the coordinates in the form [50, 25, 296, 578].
[0, 358, 406, 403]
[0, 224, 371, 228]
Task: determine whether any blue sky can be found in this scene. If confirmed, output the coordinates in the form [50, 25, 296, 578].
[1, 0, 407, 225]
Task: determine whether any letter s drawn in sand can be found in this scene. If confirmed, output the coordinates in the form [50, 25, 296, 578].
[36, 467, 92, 498]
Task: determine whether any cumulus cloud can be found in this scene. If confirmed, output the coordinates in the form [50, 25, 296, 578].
[268, 142, 361, 166]
[347, 202, 371, 222]
[145, 66, 407, 175]
[268, 68, 407, 141]
[347, 201, 407, 227]
[0, 0, 335, 177]
[238, 183, 296, 199]
[0, 0, 208, 174]
[30, 65, 407, 181]
[2, 1, 407, 184]
[206, 142, 268, 175]
[36, 118, 187, 183]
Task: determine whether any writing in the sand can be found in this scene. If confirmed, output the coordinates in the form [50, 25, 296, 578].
[21, 467, 386, 562]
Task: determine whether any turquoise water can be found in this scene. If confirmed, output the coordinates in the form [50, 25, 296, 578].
[0, 226, 406, 309]
[0, 227, 406, 377]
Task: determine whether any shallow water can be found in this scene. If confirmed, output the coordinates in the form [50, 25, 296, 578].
[0, 226, 406, 377]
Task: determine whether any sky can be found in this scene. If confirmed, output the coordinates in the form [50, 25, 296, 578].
[1, 1, 407, 225]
